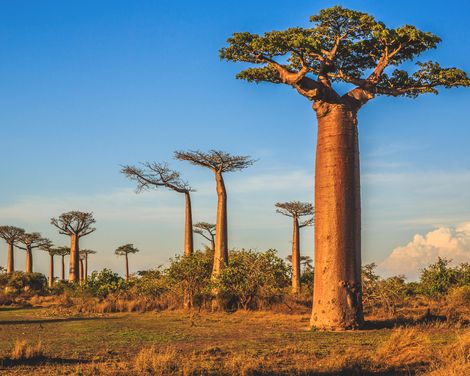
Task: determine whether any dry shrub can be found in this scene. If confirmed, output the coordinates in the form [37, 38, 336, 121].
[374, 327, 431, 369]
[134, 346, 178, 375]
[423, 329, 470, 375]
[10, 339, 44, 360]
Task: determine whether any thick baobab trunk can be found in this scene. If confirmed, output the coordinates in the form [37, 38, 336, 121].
[49, 254, 54, 288]
[125, 253, 129, 282]
[25, 247, 33, 273]
[69, 234, 80, 283]
[61, 255, 65, 281]
[292, 217, 301, 295]
[184, 192, 194, 256]
[7, 243, 14, 274]
[212, 172, 228, 277]
[311, 103, 363, 330]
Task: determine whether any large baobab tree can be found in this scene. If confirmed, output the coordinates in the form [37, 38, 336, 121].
[175, 150, 255, 280]
[51, 211, 96, 283]
[17, 233, 50, 273]
[193, 222, 216, 251]
[122, 163, 194, 256]
[115, 244, 140, 282]
[220, 6, 470, 329]
[0, 226, 25, 274]
[80, 249, 96, 282]
[275, 201, 314, 295]
[55, 246, 70, 281]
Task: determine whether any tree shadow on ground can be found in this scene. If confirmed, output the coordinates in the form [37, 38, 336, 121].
[242, 370, 416, 376]
[0, 316, 116, 326]
[363, 311, 448, 330]
[0, 356, 89, 368]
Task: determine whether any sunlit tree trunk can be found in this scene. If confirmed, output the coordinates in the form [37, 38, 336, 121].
[25, 246, 33, 273]
[7, 243, 14, 274]
[311, 103, 363, 330]
[292, 217, 301, 295]
[49, 254, 54, 288]
[79, 258, 84, 283]
[61, 255, 65, 281]
[84, 254, 88, 282]
[69, 234, 80, 282]
[125, 253, 129, 282]
[184, 192, 194, 256]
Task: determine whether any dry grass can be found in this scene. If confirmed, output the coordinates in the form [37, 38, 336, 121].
[133, 346, 178, 375]
[9, 340, 44, 361]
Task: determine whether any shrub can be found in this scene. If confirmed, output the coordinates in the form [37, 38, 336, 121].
[134, 346, 178, 375]
[419, 258, 459, 298]
[83, 269, 126, 298]
[10, 339, 44, 361]
[0, 272, 47, 294]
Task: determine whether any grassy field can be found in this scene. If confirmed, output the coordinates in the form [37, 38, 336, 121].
[0, 306, 467, 375]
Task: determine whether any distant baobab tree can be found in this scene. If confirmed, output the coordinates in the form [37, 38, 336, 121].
[276, 202, 313, 295]
[79, 253, 85, 283]
[54, 246, 70, 281]
[51, 211, 96, 283]
[0, 226, 25, 274]
[80, 249, 96, 282]
[115, 244, 140, 282]
[193, 222, 216, 251]
[220, 6, 470, 329]
[175, 150, 255, 285]
[122, 162, 194, 256]
[17, 233, 51, 273]
[40, 242, 57, 288]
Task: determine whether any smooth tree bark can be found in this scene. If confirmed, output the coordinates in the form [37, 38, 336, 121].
[17, 233, 50, 273]
[121, 162, 194, 256]
[40, 242, 58, 288]
[0, 226, 25, 274]
[115, 244, 140, 282]
[54, 246, 70, 281]
[220, 6, 470, 329]
[80, 249, 96, 282]
[275, 202, 314, 295]
[175, 150, 255, 279]
[193, 222, 216, 251]
[51, 211, 96, 283]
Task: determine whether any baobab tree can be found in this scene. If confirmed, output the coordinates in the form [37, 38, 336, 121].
[193, 222, 216, 251]
[51, 211, 96, 283]
[0, 226, 25, 274]
[79, 253, 85, 283]
[276, 201, 314, 295]
[122, 163, 194, 256]
[220, 6, 470, 329]
[80, 249, 96, 282]
[40, 242, 57, 288]
[115, 244, 140, 282]
[55, 246, 70, 281]
[175, 150, 255, 281]
[17, 233, 50, 273]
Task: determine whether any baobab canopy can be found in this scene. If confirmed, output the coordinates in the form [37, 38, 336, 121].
[220, 6, 470, 106]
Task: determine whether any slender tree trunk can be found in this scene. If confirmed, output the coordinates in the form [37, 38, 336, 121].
[310, 103, 363, 330]
[211, 171, 228, 311]
[69, 234, 80, 283]
[61, 255, 65, 281]
[25, 246, 33, 273]
[7, 242, 14, 274]
[292, 216, 301, 295]
[79, 258, 84, 283]
[184, 192, 194, 256]
[49, 254, 54, 288]
[125, 253, 129, 282]
[84, 254, 88, 282]
[210, 236, 215, 252]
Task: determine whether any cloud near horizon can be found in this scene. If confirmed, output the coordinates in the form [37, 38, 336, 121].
[379, 222, 470, 280]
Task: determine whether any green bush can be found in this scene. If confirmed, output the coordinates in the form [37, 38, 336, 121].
[0, 272, 47, 294]
[83, 269, 126, 298]
[419, 258, 459, 298]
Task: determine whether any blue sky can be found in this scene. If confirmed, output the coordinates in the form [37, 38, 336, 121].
[1, 0, 470, 279]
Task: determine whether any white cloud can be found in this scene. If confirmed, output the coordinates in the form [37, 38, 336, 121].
[379, 222, 470, 280]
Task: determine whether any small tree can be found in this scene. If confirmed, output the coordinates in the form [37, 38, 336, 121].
[54, 246, 70, 281]
[115, 244, 140, 282]
[122, 162, 194, 256]
[16, 233, 50, 273]
[276, 201, 313, 295]
[193, 222, 216, 251]
[51, 211, 96, 283]
[175, 150, 255, 282]
[221, 5, 470, 329]
[0, 226, 25, 274]
[80, 249, 96, 282]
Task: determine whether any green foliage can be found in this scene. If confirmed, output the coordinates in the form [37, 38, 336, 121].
[0, 272, 47, 294]
[129, 268, 168, 298]
[83, 269, 126, 298]
[216, 249, 289, 310]
[220, 5, 469, 99]
[418, 258, 460, 297]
